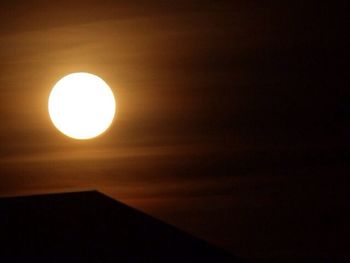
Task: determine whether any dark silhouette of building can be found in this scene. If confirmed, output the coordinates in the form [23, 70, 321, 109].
[0, 191, 245, 262]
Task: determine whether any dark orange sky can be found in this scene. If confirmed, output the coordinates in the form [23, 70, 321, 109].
[0, 1, 348, 262]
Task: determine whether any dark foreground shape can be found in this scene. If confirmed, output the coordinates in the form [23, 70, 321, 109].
[0, 191, 245, 262]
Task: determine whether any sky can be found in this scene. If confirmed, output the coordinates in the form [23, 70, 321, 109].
[0, 1, 348, 262]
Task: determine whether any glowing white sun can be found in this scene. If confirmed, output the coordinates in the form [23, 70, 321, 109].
[48, 72, 116, 140]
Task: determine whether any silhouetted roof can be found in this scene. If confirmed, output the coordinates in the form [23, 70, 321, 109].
[0, 191, 245, 262]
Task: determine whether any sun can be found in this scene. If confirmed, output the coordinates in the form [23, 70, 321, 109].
[48, 72, 116, 140]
